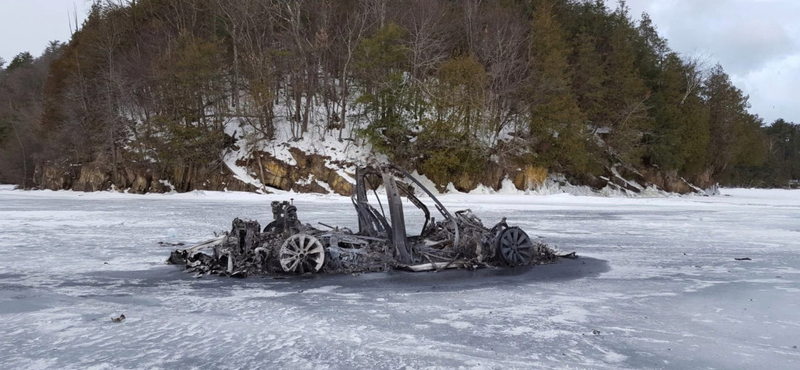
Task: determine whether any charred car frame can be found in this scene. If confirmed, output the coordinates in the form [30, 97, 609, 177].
[168, 165, 558, 277]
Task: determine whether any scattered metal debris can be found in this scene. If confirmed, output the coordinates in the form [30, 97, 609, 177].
[158, 241, 185, 247]
[167, 165, 563, 277]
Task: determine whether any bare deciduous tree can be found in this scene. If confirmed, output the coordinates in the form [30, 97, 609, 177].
[681, 52, 711, 106]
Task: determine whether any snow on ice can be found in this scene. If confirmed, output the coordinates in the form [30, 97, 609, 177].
[0, 185, 799, 369]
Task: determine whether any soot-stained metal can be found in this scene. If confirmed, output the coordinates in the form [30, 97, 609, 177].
[167, 165, 559, 277]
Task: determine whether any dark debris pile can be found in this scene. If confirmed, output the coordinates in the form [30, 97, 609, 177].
[168, 166, 563, 277]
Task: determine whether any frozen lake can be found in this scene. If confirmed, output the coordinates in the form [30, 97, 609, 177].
[1, 187, 799, 369]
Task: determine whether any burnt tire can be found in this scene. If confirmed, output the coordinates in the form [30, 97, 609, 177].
[279, 234, 325, 274]
[497, 227, 534, 266]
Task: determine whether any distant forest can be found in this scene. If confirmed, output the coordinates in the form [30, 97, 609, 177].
[1, 0, 798, 191]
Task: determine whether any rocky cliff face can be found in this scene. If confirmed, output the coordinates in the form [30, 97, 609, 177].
[32, 146, 355, 195]
[32, 147, 708, 196]
[239, 148, 354, 196]
[34, 161, 257, 194]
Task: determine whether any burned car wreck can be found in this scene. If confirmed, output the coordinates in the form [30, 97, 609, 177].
[168, 165, 560, 277]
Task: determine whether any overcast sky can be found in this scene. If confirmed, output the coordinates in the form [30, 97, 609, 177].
[0, 1, 88, 62]
[1, 0, 798, 123]
[622, 0, 799, 124]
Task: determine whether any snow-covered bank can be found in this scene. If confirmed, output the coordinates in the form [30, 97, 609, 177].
[219, 117, 712, 198]
[1, 187, 799, 369]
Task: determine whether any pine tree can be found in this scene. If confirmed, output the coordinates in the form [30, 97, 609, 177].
[526, 0, 590, 173]
[570, 32, 606, 130]
[354, 23, 414, 164]
[763, 119, 800, 182]
[6, 52, 34, 71]
[704, 64, 739, 175]
[599, 5, 651, 164]
[644, 53, 710, 178]
[417, 55, 488, 186]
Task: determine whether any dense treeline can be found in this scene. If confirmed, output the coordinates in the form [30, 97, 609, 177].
[0, 0, 798, 191]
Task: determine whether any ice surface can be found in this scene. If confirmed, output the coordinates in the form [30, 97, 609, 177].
[1, 186, 799, 369]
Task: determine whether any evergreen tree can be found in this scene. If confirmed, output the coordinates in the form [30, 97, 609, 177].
[417, 55, 488, 186]
[703, 64, 752, 179]
[570, 32, 606, 132]
[763, 119, 800, 183]
[0, 0, 789, 192]
[599, 5, 651, 163]
[6, 52, 34, 71]
[644, 53, 710, 178]
[355, 23, 414, 164]
[526, 0, 591, 173]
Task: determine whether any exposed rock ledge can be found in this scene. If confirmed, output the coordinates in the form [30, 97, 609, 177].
[34, 162, 258, 194]
[32, 148, 709, 196]
[33, 148, 356, 195]
[237, 148, 354, 196]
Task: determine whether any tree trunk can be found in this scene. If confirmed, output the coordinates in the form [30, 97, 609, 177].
[232, 24, 240, 112]
[339, 66, 348, 141]
[9, 120, 27, 189]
